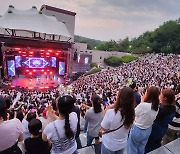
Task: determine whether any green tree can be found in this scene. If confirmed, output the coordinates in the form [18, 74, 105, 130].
[96, 40, 119, 51]
[130, 18, 180, 54]
[117, 37, 130, 52]
[104, 56, 122, 67]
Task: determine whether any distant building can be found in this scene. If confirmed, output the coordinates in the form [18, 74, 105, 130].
[73, 43, 128, 67]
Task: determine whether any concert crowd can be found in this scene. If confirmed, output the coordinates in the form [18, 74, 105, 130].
[0, 53, 179, 154]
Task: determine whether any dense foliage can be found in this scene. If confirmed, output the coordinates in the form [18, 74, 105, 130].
[90, 62, 98, 68]
[130, 19, 180, 54]
[84, 68, 101, 76]
[120, 55, 138, 63]
[104, 56, 122, 67]
[104, 55, 138, 67]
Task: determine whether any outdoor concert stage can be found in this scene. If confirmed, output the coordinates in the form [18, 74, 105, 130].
[11, 75, 65, 90]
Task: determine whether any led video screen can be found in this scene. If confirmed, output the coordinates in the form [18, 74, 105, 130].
[84, 57, 89, 64]
[8, 60, 16, 76]
[15, 56, 22, 68]
[51, 57, 56, 67]
[78, 54, 91, 64]
[59, 62, 65, 75]
[22, 57, 51, 68]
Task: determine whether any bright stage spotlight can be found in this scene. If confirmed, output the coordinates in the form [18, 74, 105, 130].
[14, 48, 20, 50]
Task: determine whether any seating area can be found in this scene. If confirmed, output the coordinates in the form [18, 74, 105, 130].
[0, 53, 179, 154]
[148, 138, 180, 154]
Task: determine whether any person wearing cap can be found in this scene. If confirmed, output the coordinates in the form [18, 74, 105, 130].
[0, 96, 24, 153]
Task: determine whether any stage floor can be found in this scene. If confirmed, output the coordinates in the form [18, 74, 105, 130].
[11, 75, 65, 90]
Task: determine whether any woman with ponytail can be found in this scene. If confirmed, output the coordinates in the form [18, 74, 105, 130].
[42, 95, 78, 154]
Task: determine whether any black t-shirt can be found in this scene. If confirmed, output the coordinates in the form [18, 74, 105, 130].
[24, 135, 50, 154]
[154, 103, 176, 125]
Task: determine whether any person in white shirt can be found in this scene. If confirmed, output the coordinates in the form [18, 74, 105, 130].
[127, 86, 160, 154]
[101, 87, 135, 154]
[0, 96, 24, 153]
[42, 95, 78, 154]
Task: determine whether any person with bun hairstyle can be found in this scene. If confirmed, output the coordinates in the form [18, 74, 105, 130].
[127, 86, 159, 154]
[42, 95, 78, 154]
[145, 88, 176, 153]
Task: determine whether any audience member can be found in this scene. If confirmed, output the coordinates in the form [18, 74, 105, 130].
[145, 88, 176, 153]
[23, 119, 50, 154]
[0, 96, 24, 154]
[42, 95, 78, 154]
[127, 86, 159, 154]
[162, 84, 180, 144]
[101, 87, 135, 154]
[85, 94, 104, 153]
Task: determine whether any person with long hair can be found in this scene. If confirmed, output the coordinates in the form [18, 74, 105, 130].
[127, 86, 160, 154]
[42, 95, 78, 154]
[85, 94, 104, 152]
[101, 87, 135, 154]
[163, 84, 180, 144]
[145, 88, 176, 153]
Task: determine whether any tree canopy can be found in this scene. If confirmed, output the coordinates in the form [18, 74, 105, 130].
[86, 18, 180, 54]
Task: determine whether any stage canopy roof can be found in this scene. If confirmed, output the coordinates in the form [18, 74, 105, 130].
[0, 6, 72, 41]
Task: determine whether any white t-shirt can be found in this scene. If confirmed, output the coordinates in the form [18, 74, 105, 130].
[134, 102, 158, 129]
[43, 112, 78, 154]
[85, 106, 104, 137]
[101, 109, 129, 151]
[0, 118, 24, 152]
